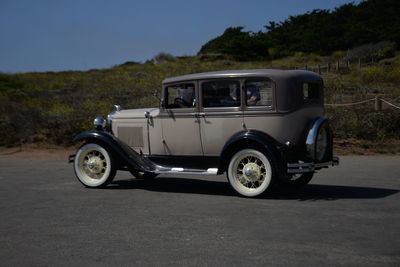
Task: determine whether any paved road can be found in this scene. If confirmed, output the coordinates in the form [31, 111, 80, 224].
[0, 155, 399, 266]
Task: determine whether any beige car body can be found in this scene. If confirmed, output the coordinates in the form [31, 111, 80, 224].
[111, 69, 323, 157]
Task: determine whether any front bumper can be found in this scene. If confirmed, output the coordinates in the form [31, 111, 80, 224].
[287, 156, 339, 174]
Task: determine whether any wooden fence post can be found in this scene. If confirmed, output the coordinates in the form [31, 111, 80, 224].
[374, 97, 382, 111]
[358, 58, 361, 68]
[327, 63, 331, 73]
[336, 61, 340, 72]
[318, 64, 321, 74]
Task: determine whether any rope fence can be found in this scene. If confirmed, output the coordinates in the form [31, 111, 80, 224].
[380, 98, 400, 110]
[325, 98, 375, 106]
[325, 97, 400, 110]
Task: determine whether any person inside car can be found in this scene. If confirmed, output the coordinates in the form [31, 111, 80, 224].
[175, 85, 195, 108]
[245, 84, 261, 105]
[231, 84, 261, 105]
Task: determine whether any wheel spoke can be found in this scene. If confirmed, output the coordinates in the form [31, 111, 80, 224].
[79, 150, 109, 179]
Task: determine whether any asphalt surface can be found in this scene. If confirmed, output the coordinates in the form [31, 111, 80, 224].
[0, 155, 399, 266]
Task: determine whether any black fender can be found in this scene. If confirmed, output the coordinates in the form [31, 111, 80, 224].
[217, 130, 286, 175]
[73, 130, 156, 173]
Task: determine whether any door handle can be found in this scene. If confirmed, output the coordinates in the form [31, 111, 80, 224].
[199, 112, 210, 124]
[190, 112, 206, 117]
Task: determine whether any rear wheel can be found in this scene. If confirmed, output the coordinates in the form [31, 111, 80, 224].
[74, 143, 116, 188]
[227, 149, 274, 197]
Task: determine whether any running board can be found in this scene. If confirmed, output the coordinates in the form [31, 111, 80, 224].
[154, 168, 219, 176]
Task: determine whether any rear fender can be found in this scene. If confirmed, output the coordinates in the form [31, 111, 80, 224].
[218, 130, 285, 174]
[72, 130, 155, 173]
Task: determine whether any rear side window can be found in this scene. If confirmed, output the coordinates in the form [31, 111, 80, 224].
[303, 83, 320, 100]
[245, 79, 273, 106]
[202, 80, 240, 108]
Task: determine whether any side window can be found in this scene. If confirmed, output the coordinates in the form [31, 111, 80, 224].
[245, 80, 273, 106]
[202, 80, 240, 108]
[303, 83, 320, 100]
[166, 83, 196, 109]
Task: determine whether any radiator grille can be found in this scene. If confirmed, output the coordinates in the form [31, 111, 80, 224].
[117, 127, 144, 147]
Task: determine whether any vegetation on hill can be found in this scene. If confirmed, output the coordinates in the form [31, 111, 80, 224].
[199, 0, 400, 60]
[1, 52, 400, 154]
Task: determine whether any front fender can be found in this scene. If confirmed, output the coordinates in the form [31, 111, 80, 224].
[73, 130, 155, 173]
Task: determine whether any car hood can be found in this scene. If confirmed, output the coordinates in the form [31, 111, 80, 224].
[112, 108, 160, 119]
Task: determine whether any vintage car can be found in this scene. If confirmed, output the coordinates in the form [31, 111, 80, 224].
[70, 69, 339, 197]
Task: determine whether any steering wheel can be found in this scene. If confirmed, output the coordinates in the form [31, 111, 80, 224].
[174, 97, 190, 107]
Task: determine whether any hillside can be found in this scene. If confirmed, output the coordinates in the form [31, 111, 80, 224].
[1, 53, 400, 154]
[199, 0, 400, 60]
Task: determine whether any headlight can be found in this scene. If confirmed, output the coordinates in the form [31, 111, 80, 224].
[306, 117, 332, 162]
[93, 116, 106, 130]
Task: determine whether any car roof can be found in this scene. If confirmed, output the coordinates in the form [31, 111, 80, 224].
[162, 69, 321, 84]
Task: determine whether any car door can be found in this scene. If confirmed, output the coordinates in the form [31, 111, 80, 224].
[198, 79, 244, 156]
[160, 82, 203, 156]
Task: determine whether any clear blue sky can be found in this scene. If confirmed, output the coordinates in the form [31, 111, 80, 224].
[0, 0, 360, 73]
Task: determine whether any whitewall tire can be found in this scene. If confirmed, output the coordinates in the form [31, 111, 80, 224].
[74, 143, 116, 188]
[227, 149, 273, 197]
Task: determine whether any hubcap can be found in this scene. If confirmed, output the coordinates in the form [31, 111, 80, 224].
[234, 154, 266, 189]
[88, 162, 95, 169]
[244, 168, 252, 176]
[243, 163, 261, 182]
[81, 150, 107, 179]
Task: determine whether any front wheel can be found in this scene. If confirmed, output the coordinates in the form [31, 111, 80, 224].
[227, 149, 274, 197]
[74, 143, 116, 188]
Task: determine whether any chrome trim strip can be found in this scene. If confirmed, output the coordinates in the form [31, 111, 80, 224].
[154, 168, 219, 176]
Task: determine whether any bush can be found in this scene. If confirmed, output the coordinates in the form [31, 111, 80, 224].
[0, 101, 41, 146]
[345, 41, 397, 62]
[331, 50, 344, 60]
[326, 107, 400, 140]
[152, 52, 176, 64]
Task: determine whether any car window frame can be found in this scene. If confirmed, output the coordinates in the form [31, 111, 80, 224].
[302, 81, 322, 105]
[199, 78, 243, 113]
[161, 81, 199, 114]
[243, 77, 276, 113]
